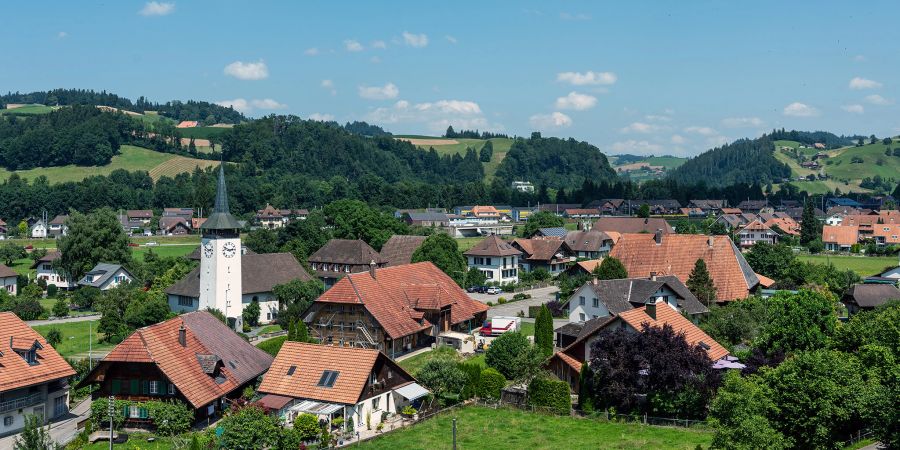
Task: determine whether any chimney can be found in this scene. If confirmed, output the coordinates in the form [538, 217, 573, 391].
[650, 271, 657, 281]
[178, 323, 186, 347]
[369, 259, 377, 279]
[592, 278, 598, 286]
[654, 229, 663, 244]
[708, 235, 715, 248]
[646, 300, 657, 320]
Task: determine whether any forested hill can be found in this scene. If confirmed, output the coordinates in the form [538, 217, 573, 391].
[494, 132, 617, 189]
[0, 89, 245, 124]
[667, 134, 792, 187]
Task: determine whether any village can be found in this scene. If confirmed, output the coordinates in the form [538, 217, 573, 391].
[0, 165, 896, 449]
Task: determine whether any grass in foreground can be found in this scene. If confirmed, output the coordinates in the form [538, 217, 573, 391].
[797, 254, 897, 277]
[32, 320, 114, 359]
[360, 406, 712, 449]
[79, 433, 178, 449]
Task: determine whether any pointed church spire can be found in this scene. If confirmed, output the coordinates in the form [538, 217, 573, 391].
[213, 163, 229, 214]
[200, 163, 241, 231]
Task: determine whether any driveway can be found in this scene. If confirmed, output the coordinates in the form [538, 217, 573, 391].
[0, 398, 91, 448]
[470, 286, 559, 318]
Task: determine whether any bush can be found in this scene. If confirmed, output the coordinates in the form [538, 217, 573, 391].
[527, 376, 571, 413]
[46, 328, 62, 346]
[256, 335, 287, 357]
[145, 400, 193, 435]
[497, 297, 507, 304]
[416, 358, 467, 400]
[46, 284, 58, 298]
[477, 368, 506, 400]
[485, 332, 530, 379]
[294, 413, 320, 442]
[12, 298, 43, 320]
[52, 297, 69, 317]
[458, 362, 482, 400]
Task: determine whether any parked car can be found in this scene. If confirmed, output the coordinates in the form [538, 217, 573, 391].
[487, 287, 501, 295]
[466, 286, 480, 293]
[145, 241, 158, 247]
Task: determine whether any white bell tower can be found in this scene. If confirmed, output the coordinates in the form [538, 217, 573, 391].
[198, 164, 243, 331]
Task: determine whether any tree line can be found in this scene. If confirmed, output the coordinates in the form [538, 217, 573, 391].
[443, 126, 510, 140]
[668, 134, 792, 187]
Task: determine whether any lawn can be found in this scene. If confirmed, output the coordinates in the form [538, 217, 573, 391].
[0, 104, 54, 115]
[32, 319, 114, 359]
[133, 244, 196, 261]
[644, 155, 687, 169]
[360, 406, 712, 449]
[797, 254, 897, 277]
[398, 346, 486, 376]
[827, 141, 900, 181]
[131, 235, 201, 245]
[255, 324, 283, 334]
[176, 126, 230, 139]
[79, 433, 180, 449]
[456, 237, 485, 252]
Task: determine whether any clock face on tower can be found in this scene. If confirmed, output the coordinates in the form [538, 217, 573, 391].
[222, 242, 237, 258]
[202, 243, 214, 259]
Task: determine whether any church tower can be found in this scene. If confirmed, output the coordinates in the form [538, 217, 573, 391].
[199, 164, 244, 331]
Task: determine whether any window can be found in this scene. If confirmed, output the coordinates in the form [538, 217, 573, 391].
[579, 313, 586, 321]
[592, 298, 599, 308]
[168, 384, 175, 395]
[149, 381, 158, 394]
[317, 370, 340, 387]
[4, 416, 13, 426]
[111, 379, 121, 394]
[372, 396, 381, 410]
[129, 405, 141, 418]
[579, 296, 585, 306]
[178, 296, 193, 307]
[287, 365, 296, 376]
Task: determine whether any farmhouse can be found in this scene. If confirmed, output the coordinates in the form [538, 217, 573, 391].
[464, 235, 521, 284]
[257, 342, 427, 430]
[0, 264, 17, 296]
[77, 263, 135, 291]
[77, 311, 273, 425]
[591, 217, 674, 235]
[127, 209, 153, 225]
[0, 313, 76, 437]
[609, 232, 760, 302]
[159, 217, 192, 235]
[31, 251, 72, 290]
[379, 235, 427, 267]
[308, 239, 387, 290]
[304, 262, 488, 358]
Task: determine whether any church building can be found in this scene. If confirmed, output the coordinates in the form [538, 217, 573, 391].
[166, 165, 314, 331]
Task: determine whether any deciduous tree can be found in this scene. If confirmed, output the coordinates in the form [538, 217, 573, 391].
[57, 209, 132, 283]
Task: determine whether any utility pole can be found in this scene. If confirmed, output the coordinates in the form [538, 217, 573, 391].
[108, 395, 115, 450]
[452, 418, 457, 450]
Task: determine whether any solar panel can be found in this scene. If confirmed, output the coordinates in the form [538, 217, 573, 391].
[287, 365, 296, 376]
[317, 370, 340, 387]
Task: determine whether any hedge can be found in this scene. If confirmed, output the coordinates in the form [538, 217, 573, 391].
[477, 368, 506, 400]
[459, 362, 482, 400]
[90, 397, 193, 435]
[256, 335, 288, 356]
[527, 376, 571, 413]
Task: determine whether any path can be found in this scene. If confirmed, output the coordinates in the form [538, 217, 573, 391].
[0, 398, 92, 448]
[469, 285, 559, 318]
[27, 313, 100, 327]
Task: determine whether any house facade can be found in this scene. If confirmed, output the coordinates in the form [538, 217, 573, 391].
[31, 251, 72, 290]
[30, 219, 47, 238]
[0, 265, 16, 296]
[565, 275, 708, 324]
[737, 219, 779, 248]
[822, 225, 859, 252]
[308, 239, 387, 290]
[304, 262, 488, 358]
[0, 312, 75, 437]
[77, 263, 134, 291]
[511, 238, 574, 275]
[48, 215, 69, 238]
[257, 342, 428, 431]
[77, 312, 273, 425]
[563, 230, 614, 259]
[464, 235, 521, 284]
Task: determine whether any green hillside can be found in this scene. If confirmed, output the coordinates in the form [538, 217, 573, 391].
[0, 104, 55, 115]
[609, 154, 687, 182]
[0, 145, 216, 183]
[773, 138, 899, 194]
[394, 135, 515, 180]
[177, 126, 231, 139]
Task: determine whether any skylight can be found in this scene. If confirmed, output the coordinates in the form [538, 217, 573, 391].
[317, 370, 339, 387]
[287, 365, 296, 376]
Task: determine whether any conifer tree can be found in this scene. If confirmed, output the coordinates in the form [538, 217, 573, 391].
[687, 258, 717, 305]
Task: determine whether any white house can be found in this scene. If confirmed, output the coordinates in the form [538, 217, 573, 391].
[0, 265, 17, 296]
[566, 275, 708, 324]
[31, 251, 73, 290]
[48, 215, 69, 238]
[30, 219, 47, 238]
[0, 312, 75, 437]
[257, 342, 429, 431]
[463, 235, 521, 285]
[77, 263, 134, 291]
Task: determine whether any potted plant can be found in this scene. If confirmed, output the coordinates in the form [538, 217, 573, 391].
[401, 405, 417, 419]
[376, 422, 384, 433]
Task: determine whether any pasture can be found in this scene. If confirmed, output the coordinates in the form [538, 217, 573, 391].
[0, 104, 54, 115]
[32, 320, 114, 359]
[797, 254, 897, 277]
[396, 136, 516, 180]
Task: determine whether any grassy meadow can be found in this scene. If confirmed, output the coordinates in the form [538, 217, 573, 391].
[0, 104, 55, 115]
[32, 319, 114, 359]
[797, 254, 897, 277]
[396, 136, 515, 181]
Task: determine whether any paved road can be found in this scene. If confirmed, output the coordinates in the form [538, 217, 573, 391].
[0, 398, 92, 448]
[27, 313, 100, 327]
[470, 286, 559, 318]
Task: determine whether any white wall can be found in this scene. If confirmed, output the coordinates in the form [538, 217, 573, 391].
[567, 284, 610, 323]
[1, 276, 17, 296]
[98, 269, 133, 290]
[347, 390, 406, 430]
[467, 255, 519, 284]
[35, 266, 72, 289]
[242, 292, 279, 324]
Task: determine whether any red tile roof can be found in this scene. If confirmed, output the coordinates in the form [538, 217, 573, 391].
[258, 342, 415, 405]
[822, 225, 859, 246]
[464, 235, 521, 257]
[316, 262, 488, 339]
[609, 233, 758, 301]
[91, 311, 272, 408]
[616, 303, 729, 361]
[873, 224, 900, 244]
[0, 312, 75, 392]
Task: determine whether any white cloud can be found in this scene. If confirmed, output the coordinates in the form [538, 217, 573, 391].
[223, 60, 269, 80]
[842, 104, 865, 114]
[783, 102, 820, 117]
[853, 55, 867, 62]
[365, 99, 500, 133]
[304, 48, 319, 56]
[402, 32, 428, 48]
[849, 77, 882, 90]
[445, 35, 457, 44]
[621, 122, 666, 134]
[556, 71, 617, 86]
[344, 40, 364, 52]
[554, 91, 597, 111]
[645, 114, 672, 122]
[308, 113, 335, 122]
[610, 140, 663, 155]
[865, 94, 893, 105]
[670, 134, 686, 144]
[57, 31, 67, 38]
[139, 1, 174, 16]
[358, 83, 399, 100]
[529, 112, 573, 130]
[371, 40, 387, 49]
[215, 98, 286, 113]
[721, 117, 763, 128]
[560, 12, 591, 20]
[683, 126, 718, 136]
[321, 79, 336, 95]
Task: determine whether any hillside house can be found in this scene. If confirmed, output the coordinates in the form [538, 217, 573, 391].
[464, 235, 521, 284]
[308, 239, 387, 290]
[31, 251, 72, 290]
[257, 342, 427, 430]
[609, 232, 760, 302]
[30, 219, 47, 239]
[379, 235, 427, 267]
[0, 265, 17, 296]
[511, 181, 535, 193]
[589, 198, 626, 215]
[304, 262, 488, 358]
[176, 120, 199, 128]
[47, 215, 69, 238]
[127, 210, 153, 226]
[822, 225, 859, 252]
[0, 313, 75, 437]
[77, 312, 273, 425]
[78, 263, 135, 291]
[159, 217, 191, 235]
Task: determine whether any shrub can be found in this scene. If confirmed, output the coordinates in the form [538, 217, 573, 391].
[294, 413, 320, 442]
[497, 297, 507, 304]
[477, 368, 506, 400]
[527, 376, 571, 413]
[458, 362, 482, 400]
[46, 328, 62, 346]
[145, 400, 193, 435]
[52, 297, 69, 317]
[12, 298, 43, 320]
[486, 301, 494, 307]
[257, 335, 287, 357]
[46, 284, 58, 298]
[485, 332, 530, 379]
[416, 358, 467, 400]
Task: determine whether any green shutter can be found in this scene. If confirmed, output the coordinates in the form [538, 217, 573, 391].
[140, 407, 148, 419]
[142, 380, 149, 395]
[130, 379, 139, 394]
[111, 379, 121, 394]
[123, 405, 129, 418]
[160, 380, 167, 396]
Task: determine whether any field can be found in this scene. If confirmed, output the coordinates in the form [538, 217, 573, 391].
[395, 136, 515, 180]
[133, 244, 197, 261]
[0, 145, 215, 183]
[772, 139, 900, 194]
[797, 254, 897, 277]
[32, 320, 114, 359]
[609, 154, 687, 183]
[0, 104, 55, 115]
[456, 237, 485, 252]
[360, 406, 713, 449]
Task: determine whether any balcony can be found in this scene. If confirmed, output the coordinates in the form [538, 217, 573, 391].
[0, 393, 44, 414]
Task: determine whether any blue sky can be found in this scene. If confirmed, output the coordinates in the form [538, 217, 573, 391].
[2, 1, 898, 156]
